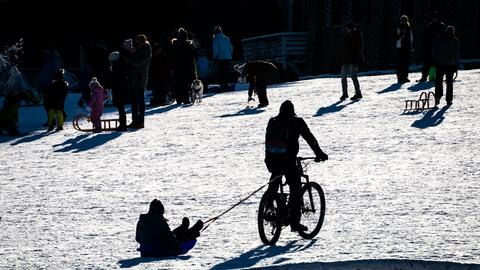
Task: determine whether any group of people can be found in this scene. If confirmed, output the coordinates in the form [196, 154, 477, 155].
[136, 99, 329, 257]
[394, 13, 459, 106]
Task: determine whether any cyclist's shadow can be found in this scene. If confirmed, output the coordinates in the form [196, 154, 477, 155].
[210, 239, 317, 270]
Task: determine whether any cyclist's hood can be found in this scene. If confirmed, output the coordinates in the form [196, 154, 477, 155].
[278, 100, 296, 119]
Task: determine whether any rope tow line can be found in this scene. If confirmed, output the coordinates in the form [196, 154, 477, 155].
[201, 174, 282, 232]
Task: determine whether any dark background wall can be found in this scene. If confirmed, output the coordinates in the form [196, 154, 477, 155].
[1, 0, 479, 77]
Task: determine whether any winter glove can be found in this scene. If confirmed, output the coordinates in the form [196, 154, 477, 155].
[315, 152, 328, 162]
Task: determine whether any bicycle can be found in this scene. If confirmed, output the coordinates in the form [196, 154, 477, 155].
[257, 157, 326, 245]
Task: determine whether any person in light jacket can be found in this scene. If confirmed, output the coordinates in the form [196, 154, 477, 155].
[212, 25, 233, 91]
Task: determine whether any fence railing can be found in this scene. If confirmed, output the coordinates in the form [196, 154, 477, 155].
[241, 32, 308, 76]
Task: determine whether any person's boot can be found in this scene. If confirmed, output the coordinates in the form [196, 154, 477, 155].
[339, 94, 348, 101]
[350, 93, 363, 100]
[290, 223, 308, 232]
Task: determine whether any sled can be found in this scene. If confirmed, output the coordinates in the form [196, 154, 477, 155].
[72, 114, 121, 132]
[404, 91, 436, 111]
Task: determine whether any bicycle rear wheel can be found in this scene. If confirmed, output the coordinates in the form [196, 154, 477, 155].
[258, 192, 282, 245]
[298, 182, 325, 239]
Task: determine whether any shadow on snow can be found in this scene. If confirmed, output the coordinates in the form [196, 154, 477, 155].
[377, 83, 402, 94]
[217, 107, 266, 118]
[53, 132, 122, 152]
[210, 239, 317, 270]
[313, 100, 357, 117]
[117, 255, 192, 268]
[407, 81, 434, 92]
[411, 105, 450, 129]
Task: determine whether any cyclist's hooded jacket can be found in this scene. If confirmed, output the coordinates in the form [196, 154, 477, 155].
[265, 100, 324, 172]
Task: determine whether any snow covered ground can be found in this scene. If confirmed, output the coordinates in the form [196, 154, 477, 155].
[1, 70, 479, 269]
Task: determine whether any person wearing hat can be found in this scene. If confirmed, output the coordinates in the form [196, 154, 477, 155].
[106, 50, 129, 131]
[46, 68, 69, 132]
[264, 100, 328, 232]
[135, 199, 204, 257]
[87, 77, 105, 132]
[339, 22, 364, 101]
[234, 60, 278, 108]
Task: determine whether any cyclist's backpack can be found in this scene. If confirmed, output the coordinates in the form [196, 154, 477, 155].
[265, 117, 289, 173]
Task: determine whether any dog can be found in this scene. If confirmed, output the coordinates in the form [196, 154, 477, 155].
[191, 79, 204, 103]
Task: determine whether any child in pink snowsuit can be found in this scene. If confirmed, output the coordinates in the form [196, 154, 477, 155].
[87, 77, 105, 132]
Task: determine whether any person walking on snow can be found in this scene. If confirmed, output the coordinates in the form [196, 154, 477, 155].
[339, 22, 364, 101]
[87, 77, 105, 133]
[432, 26, 459, 106]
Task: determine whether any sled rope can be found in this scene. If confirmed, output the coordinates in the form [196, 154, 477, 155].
[201, 174, 282, 232]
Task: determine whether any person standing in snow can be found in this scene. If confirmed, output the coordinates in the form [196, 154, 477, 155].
[432, 26, 459, 106]
[170, 28, 197, 105]
[148, 42, 172, 106]
[45, 69, 68, 132]
[126, 34, 152, 129]
[38, 45, 63, 123]
[106, 50, 129, 131]
[418, 11, 446, 82]
[234, 60, 278, 108]
[396, 15, 413, 83]
[87, 77, 105, 133]
[339, 22, 364, 101]
[264, 100, 328, 232]
[136, 199, 204, 257]
[212, 25, 233, 91]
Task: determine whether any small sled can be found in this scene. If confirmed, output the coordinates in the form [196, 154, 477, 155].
[404, 91, 435, 111]
[72, 114, 121, 132]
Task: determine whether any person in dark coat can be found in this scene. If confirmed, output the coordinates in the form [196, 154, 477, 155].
[432, 26, 459, 106]
[45, 69, 68, 132]
[170, 28, 197, 105]
[264, 100, 328, 232]
[149, 43, 172, 106]
[339, 22, 364, 101]
[136, 199, 203, 257]
[126, 34, 152, 129]
[418, 11, 446, 82]
[106, 50, 129, 131]
[38, 46, 63, 123]
[234, 60, 278, 108]
[396, 15, 413, 83]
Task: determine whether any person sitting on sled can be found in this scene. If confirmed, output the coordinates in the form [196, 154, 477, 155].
[135, 199, 204, 257]
[86, 77, 105, 133]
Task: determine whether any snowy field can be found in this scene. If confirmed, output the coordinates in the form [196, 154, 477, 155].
[1, 70, 479, 270]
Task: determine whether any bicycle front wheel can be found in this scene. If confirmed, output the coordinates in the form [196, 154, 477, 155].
[258, 192, 282, 245]
[298, 182, 325, 239]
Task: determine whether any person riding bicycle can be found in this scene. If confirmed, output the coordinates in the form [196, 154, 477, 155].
[265, 100, 328, 232]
